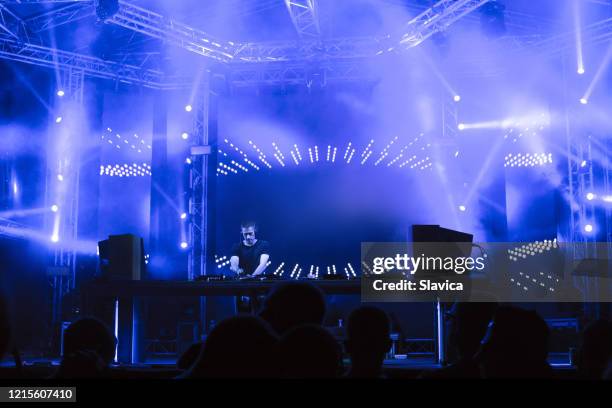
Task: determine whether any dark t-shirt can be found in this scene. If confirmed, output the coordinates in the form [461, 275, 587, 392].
[231, 240, 271, 275]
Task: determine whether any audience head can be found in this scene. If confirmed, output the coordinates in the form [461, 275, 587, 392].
[446, 301, 498, 360]
[477, 306, 551, 378]
[260, 282, 326, 335]
[189, 315, 277, 378]
[276, 324, 342, 378]
[63, 318, 116, 366]
[177, 342, 203, 370]
[345, 306, 391, 377]
[578, 320, 612, 379]
[58, 317, 116, 378]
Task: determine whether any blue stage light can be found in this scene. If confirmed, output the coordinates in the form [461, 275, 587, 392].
[180, 213, 187, 220]
[584, 224, 593, 233]
[180, 241, 188, 249]
[56, 90, 65, 97]
[185, 104, 192, 112]
[454, 95, 461, 102]
[57, 174, 64, 181]
[181, 132, 189, 140]
[458, 123, 465, 130]
[577, 68, 585, 75]
[459, 205, 466, 212]
[50, 234, 59, 243]
[586, 192, 595, 201]
[55, 116, 62, 123]
[51, 205, 59, 212]
[580, 98, 588, 104]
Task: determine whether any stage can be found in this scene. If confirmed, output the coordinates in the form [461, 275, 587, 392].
[0, 0, 612, 383]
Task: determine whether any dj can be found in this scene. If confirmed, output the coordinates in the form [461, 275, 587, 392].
[229, 221, 271, 278]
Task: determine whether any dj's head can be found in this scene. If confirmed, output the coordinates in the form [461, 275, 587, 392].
[241, 221, 257, 245]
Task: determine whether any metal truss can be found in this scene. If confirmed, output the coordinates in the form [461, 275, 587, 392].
[232, 36, 386, 63]
[188, 78, 209, 280]
[3, 0, 612, 87]
[43, 67, 84, 330]
[399, 0, 490, 49]
[284, 0, 320, 38]
[565, 138, 602, 310]
[228, 61, 378, 88]
[107, 1, 236, 63]
[0, 36, 165, 86]
[25, 2, 93, 33]
[0, 3, 35, 42]
[51, 68, 84, 282]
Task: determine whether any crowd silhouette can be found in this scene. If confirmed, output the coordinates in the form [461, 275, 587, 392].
[1, 282, 612, 380]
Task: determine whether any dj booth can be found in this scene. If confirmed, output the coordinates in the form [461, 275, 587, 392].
[80, 278, 361, 364]
[89, 224, 470, 364]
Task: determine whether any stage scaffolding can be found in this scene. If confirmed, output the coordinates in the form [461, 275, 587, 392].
[188, 77, 209, 281]
[561, 51, 612, 318]
[46, 67, 84, 332]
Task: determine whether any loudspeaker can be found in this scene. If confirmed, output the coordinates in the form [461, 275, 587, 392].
[98, 234, 145, 280]
[412, 225, 473, 260]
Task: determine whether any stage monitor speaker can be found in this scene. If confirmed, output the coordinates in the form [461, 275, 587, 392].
[98, 234, 145, 280]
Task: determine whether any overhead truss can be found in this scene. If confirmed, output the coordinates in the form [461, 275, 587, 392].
[108, 1, 236, 62]
[399, 0, 490, 49]
[2, 0, 612, 87]
[284, 0, 321, 38]
[0, 37, 164, 86]
[232, 36, 386, 63]
[25, 2, 93, 33]
[0, 3, 34, 42]
[228, 61, 377, 88]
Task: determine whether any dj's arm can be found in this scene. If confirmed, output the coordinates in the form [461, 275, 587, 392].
[251, 254, 270, 276]
[230, 256, 241, 274]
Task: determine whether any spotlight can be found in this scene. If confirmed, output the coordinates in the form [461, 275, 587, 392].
[180, 213, 187, 220]
[453, 95, 461, 102]
[185, 104, 192, 112]
[55, 116, 63, 123]
[580, 98, 588, 104]
[181, 132, 189, 140]
[458, 123, 466, 130]
[185, 158, 192, 164]
[51, 205, 59, 212]
[577, 68, 585, 75]
[602, 195, 612, 203]
[180, 241, 188, 249]
[586, 192, 595, 201]
[57, 174, 64, 182]
[459, 205, 466, 212]
[56, 90, 65, 97]
[580, 160, 588, 167]
[584, 224, 593, 233]
[50, 234, 59, 243]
